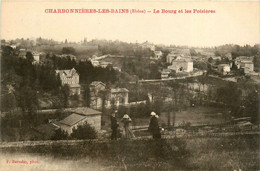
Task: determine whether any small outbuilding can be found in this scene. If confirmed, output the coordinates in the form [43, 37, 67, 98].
[58, 107, 102, 135]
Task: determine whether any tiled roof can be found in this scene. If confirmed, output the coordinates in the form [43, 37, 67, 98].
[111, 88, 129, 93]
[70, 107, 102, 116]
[90, 81, 105, 87]
[59, 113, 86, 126]
[51, 121, 63, 127]
[55, 68, 78, 77]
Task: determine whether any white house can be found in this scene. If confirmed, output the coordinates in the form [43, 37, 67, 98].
[234, 56, 254, 69]
[90, 60, 100, 67]
[154, 51, 163, 59]
[55, 68, 81, 95]
[89, 81, 129, 109]
[243, 62, 254, 74]
[218, 64, 231, 75]
[168, 57, 193, 73]
[32, 52, 40, 62]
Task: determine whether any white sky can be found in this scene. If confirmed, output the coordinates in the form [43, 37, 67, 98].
[1, 1, 260, 47]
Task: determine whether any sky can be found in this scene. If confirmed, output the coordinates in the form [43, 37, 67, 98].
[1, 1, 260, 47]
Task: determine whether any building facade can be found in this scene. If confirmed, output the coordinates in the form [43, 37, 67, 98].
[154, 51, 163, 59]
[89, 81, 106, 109]
[89, 81, 129, 109]
[218, 64, 231, 75]
[55, 68, 81, 95]
[168, 59, 193, 73]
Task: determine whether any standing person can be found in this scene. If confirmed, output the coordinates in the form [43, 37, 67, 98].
[110, 111, 119, 140]
[149, 112, 161, 139]
[154, 114, 161, 139]
[121, 114, 135, 139]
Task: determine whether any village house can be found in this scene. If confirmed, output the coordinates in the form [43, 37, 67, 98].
[113, 66, 122, 72]
[10, 44, 17, 49]
[243, 62, 254, 74]
[218, 64, 231, 75]
[18, 49, 27, 59]
[89, 81, 129, 109]
[140, 41, 155, 51]
[56, 54, 77, 60]
[166, 52, 178, 63]
[89, 81, 106, 109]
[234, 56, 254, 69]
[55, 107, 102, 135]
[109, 88, 129, 107]
[167, 48, 191, 56]
[234, 56, 255, 74]
[211, 56, 222, 61]
[100, 61, 112, 68]
[90, 59, 100, 67]
[32, 52, 40, 63]
[55, 68, 81, 95]
[167, 57, 193, 73]
[154, 51, 163, 59]
[166, 50, 192, 63]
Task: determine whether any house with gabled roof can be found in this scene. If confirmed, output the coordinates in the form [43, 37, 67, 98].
[57, 107, 102, 135]
[55, 68, 81, 95]
[154, 51, 163, 59]
[167, 56, 193, 73]
[109, 88, 129, 107]
[89, 81, 129, 109]
[89, 81, 106, 109]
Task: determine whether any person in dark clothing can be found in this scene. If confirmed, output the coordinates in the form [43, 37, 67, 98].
[148, 112, 161, 139]
[110, 112, 119, 140]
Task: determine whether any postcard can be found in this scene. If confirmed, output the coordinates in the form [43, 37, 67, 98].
[1, 1, 259, 171]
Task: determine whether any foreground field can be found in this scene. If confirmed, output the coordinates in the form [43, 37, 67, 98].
[0, 134, 259, 171]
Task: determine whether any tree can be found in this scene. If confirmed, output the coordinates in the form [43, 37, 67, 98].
[253, 53, 260, 72]
[61, 47, 76, 55]
[244, 89, 259, 124]
[16, 85, 38, 115]
[60, 85, 70, 108]
[26, 52, 34, 63]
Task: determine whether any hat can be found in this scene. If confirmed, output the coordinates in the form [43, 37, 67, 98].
[123, 114, 129, 119]
[151, 112, 156, 116]
[155, 115, 159, 118]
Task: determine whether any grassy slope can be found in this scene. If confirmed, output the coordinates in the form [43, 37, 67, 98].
[1, 135, 259, 170]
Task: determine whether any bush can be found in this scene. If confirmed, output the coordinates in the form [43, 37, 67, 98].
[51, 129, 69, 140]
[71, 122, 97, 140]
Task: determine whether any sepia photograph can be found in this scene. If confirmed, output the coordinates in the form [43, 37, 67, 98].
[0, 0, 259, 170]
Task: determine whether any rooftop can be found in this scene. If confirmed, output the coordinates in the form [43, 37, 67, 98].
[69, 107, 102, 116]
[111, 88, 129, 93]
[90, 81, 106, 87]
[59, 113, 86, 126]
[55, 68, 78, 77]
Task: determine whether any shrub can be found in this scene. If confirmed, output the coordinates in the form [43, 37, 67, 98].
[70, 122, 97, 140]
[51, 129, 69, 140]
